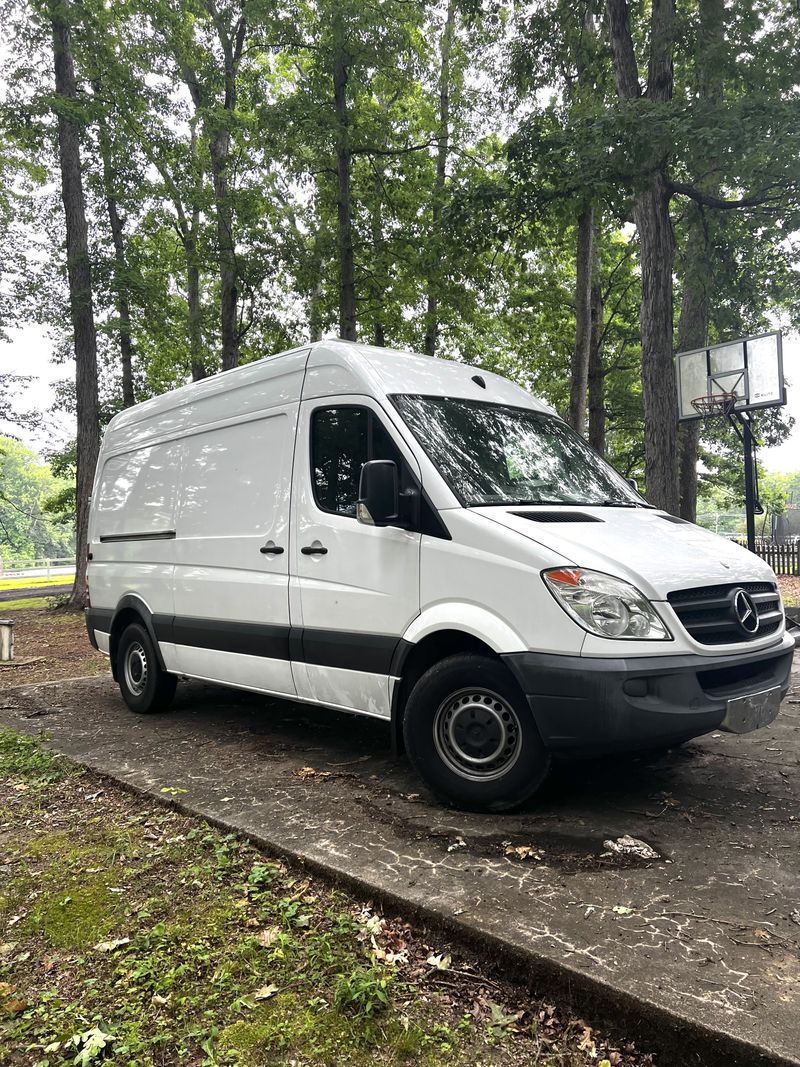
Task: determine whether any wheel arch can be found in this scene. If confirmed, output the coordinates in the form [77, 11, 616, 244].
[109, 595, 167, 680]
[390, 627, 515, 756]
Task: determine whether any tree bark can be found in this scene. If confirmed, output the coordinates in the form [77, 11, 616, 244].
[588, 276, 605, 455]
[332, 13, 356, 341]
[569, 202, 594, 436]
[606, 0, 678, 513]
[186, 214, 207, 382]
[188, 3, 245, 371]
[50, 1, 100, 610]
[92, 82, 135, 408]
[423, 0, 456, 357]
[677, 0, 724, 521]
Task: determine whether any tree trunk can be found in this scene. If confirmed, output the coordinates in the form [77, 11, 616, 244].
[588, 276, 605, 456]
[93, 89, 135, 408]
[105, 192, 135, 407]
[634, 175, 678, 512]
[677, 203, 710, 522]
[332, 15, 356, 341]
[209, 129, 238, 370]
[50, 1, 100, 610]
[606, 0, 678, 513]
[678, 0, 723, 521]
[186, 222, 207, 382]
[569, 202, 594, 436]
[200, 4, 246, 371]
[423, 0, 456, 357]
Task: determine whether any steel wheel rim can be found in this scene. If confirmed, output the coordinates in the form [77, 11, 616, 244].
[433, 687, 521, 782]
[124, 641, 148, 697]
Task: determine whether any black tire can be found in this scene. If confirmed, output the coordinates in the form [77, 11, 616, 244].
[402, 653, 551, 812]
[116, 622, 177, 714]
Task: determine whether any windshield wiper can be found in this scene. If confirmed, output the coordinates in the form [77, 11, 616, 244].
[596, 499, 656, 509]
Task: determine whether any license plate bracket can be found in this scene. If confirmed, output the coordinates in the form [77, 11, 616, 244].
[721, 686, 782, 734]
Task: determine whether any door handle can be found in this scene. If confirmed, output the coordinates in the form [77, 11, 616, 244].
[260, 541, 284, 555]
[301, 542, 328, 556]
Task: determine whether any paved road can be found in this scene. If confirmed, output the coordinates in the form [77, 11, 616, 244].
[0, 584, 72, 603]
[2, 658, 798, 1066]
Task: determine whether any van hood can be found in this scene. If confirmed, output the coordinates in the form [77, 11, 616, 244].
[471, 505, 776, 600]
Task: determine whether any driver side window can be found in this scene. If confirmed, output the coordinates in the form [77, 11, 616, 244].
[311, 407, 403, 517]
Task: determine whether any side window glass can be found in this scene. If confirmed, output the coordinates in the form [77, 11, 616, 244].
[311, 408, 369, 516]
[311, 407, 405, 517]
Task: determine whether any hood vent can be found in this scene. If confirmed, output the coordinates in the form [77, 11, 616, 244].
[512, 511, 603, 523]
[659, 514, 692, 525]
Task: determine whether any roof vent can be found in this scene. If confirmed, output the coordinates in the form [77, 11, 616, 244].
[512, 511, 604, 523]
[471, 374, 486, 389]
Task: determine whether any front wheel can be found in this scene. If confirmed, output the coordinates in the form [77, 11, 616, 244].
[117, 622, 177, 714]
[402, 653, 550, 812]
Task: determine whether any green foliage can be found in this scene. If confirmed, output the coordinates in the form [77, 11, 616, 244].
[0, 437, 74, 561]
[0, 728, 71, 785]
[0, 0, 798, 514]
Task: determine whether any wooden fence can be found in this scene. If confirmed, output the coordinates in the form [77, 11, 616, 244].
[733, 539, 800, 575]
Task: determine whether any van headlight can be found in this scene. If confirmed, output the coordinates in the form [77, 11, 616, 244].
[542, 568, 671, 640]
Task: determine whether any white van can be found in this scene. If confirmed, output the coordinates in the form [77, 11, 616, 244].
[86, 340, 794, 810]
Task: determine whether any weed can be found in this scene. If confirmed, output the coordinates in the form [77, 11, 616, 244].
[334, 965, 395, 1019]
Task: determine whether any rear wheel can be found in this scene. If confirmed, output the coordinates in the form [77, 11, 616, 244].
[402, 653, 550, 811]
[117, 622, 176, 714]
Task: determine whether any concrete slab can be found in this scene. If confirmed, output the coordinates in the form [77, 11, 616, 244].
[1, 657, 798, 1066]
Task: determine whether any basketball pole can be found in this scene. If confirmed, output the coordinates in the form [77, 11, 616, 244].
[742, 416, 757, 553]
[727, 410, 759, 553]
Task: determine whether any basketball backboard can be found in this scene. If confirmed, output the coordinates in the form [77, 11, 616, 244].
[675, 330, 785, 421]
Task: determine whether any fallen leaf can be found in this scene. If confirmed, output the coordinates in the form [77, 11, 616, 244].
[603, 835, 659, 861]
[790, 909, 800, 926]
[426, 952, 451, 970]
[255, 927, 281, 948]
[294, 767, 331, 780]
[253, 983, 279, 1001]
[94, 938, 131, 953]
[1, 997, 27, 1015]
[579, 1025, 596, 1054]
[612, 905, 635, 916]
[504, 844, 543, 860]
[151, 994, 168, 1006]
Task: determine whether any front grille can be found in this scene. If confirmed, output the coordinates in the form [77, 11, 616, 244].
[667, 582, 783, 646]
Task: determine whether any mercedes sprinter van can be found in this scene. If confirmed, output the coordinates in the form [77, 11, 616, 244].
[86, 341, 794, 810]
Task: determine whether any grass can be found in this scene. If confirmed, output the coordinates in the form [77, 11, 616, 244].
[0, 597, 52, 611]
[0, 728, 638, 1067]
[0, 575, 74, 593]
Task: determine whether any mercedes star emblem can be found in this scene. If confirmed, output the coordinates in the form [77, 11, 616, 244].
[732, 589, 760, 635]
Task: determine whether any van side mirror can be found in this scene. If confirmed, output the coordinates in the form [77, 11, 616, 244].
[357, 460, 399, 526]
[626, 478, 639, 492]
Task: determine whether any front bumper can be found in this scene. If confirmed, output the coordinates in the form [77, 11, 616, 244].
[502, 635, 795, 755]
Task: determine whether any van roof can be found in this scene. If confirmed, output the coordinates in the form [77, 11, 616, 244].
[105, 339, 553, 435]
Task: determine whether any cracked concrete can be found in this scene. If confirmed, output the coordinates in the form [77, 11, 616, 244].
[1, 654, 798, 1065]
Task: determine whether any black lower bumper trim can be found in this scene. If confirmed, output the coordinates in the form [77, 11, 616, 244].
[502, 640, 795, 755]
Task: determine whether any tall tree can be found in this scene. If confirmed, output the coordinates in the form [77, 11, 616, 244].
[331, 6, 356, 340]
[423, 0, 456, 357]
[48, 0, 99, 608]
[605, 0, 678, 512]
[91, 77, 136, 407]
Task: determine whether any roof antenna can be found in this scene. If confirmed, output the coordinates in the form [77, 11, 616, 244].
[471, 374, 486, 389]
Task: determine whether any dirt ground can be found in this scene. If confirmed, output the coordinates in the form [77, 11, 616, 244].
[0, 609, 109, 688]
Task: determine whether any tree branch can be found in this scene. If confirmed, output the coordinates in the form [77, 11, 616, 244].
[668, 180, 786, 211]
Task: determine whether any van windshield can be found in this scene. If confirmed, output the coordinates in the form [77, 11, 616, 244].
[392, 395, 646, 508]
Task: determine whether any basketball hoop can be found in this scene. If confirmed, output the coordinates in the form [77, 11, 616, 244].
[690, 392, 738, 419]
